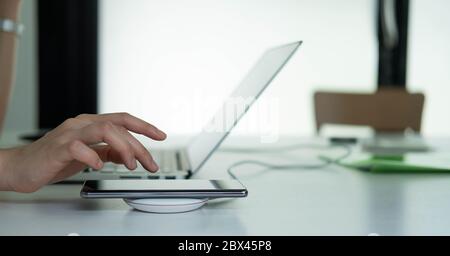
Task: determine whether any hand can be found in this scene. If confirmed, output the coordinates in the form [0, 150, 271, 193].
[0, 113, 167, 193]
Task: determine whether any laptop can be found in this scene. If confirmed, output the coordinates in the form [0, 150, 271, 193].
[67, 41, 302, 182]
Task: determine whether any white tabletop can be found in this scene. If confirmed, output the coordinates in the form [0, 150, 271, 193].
[2, 131, 450, 236]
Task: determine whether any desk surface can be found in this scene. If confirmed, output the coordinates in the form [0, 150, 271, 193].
[2, 132, 450, 235]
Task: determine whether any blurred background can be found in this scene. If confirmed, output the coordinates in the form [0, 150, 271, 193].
[3, 0, 450, 139]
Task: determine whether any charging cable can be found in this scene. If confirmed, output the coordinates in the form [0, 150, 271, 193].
[223, 144, 352, 180]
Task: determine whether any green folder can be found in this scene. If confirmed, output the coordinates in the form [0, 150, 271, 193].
[337, 153, 450, 173]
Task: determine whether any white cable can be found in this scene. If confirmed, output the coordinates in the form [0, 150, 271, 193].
[225, 144, 352, 180]
[220, 143, 337, 154]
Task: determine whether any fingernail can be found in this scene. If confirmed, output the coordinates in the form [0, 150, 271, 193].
[158, 130, 167, 138]
[152, 161, 159, 172]
[129, 159, 137, 170]
[96, 160, 103, 170]
[147, 158, 155, 171]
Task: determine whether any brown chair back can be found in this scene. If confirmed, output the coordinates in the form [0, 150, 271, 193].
[314, 89, 425, 133]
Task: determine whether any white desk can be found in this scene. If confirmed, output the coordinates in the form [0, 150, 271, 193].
[2, 132, 450, 235]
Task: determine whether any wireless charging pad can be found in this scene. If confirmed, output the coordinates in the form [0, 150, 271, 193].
[124, 198, 209, 214]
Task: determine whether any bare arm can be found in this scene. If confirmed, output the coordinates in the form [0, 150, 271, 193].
[0, 0, 22, 133]
[0, 113, 167, 193]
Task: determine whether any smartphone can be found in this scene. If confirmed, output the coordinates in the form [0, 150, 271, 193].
[80, 179, 248, 199]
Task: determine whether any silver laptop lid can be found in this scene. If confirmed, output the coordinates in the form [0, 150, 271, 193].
[186, 41, 302, 173]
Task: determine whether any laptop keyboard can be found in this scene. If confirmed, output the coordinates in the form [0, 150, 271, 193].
[82, 150, 186, 179]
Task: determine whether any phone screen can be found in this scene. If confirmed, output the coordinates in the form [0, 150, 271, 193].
[81, 180, 247, 199]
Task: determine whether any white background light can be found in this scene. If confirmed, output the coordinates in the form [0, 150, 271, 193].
[408, 0, 450, 136]
[99, 0, 378, 136]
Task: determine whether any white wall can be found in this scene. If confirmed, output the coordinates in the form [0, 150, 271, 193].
[408, 0, 450, 136]
[100, 0, 378, 137]
[3, 0, 37, 133]
[4, 1, 449, 139]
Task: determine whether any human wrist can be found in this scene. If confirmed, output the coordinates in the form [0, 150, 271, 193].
[0, 0, 22, 21]
[0, 148, 19, 191]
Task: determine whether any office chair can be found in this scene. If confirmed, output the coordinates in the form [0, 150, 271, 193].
[314, 89, 425, 134]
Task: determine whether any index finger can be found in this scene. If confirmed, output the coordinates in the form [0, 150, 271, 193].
[76, 113, 167, 141]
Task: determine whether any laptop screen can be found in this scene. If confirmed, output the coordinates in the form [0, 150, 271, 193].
[186, 41, 302, 173]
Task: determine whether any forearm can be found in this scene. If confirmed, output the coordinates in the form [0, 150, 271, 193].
[0, 0, 22, 132]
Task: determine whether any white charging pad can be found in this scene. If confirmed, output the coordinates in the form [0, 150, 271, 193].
[124, 198, 209, 214]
